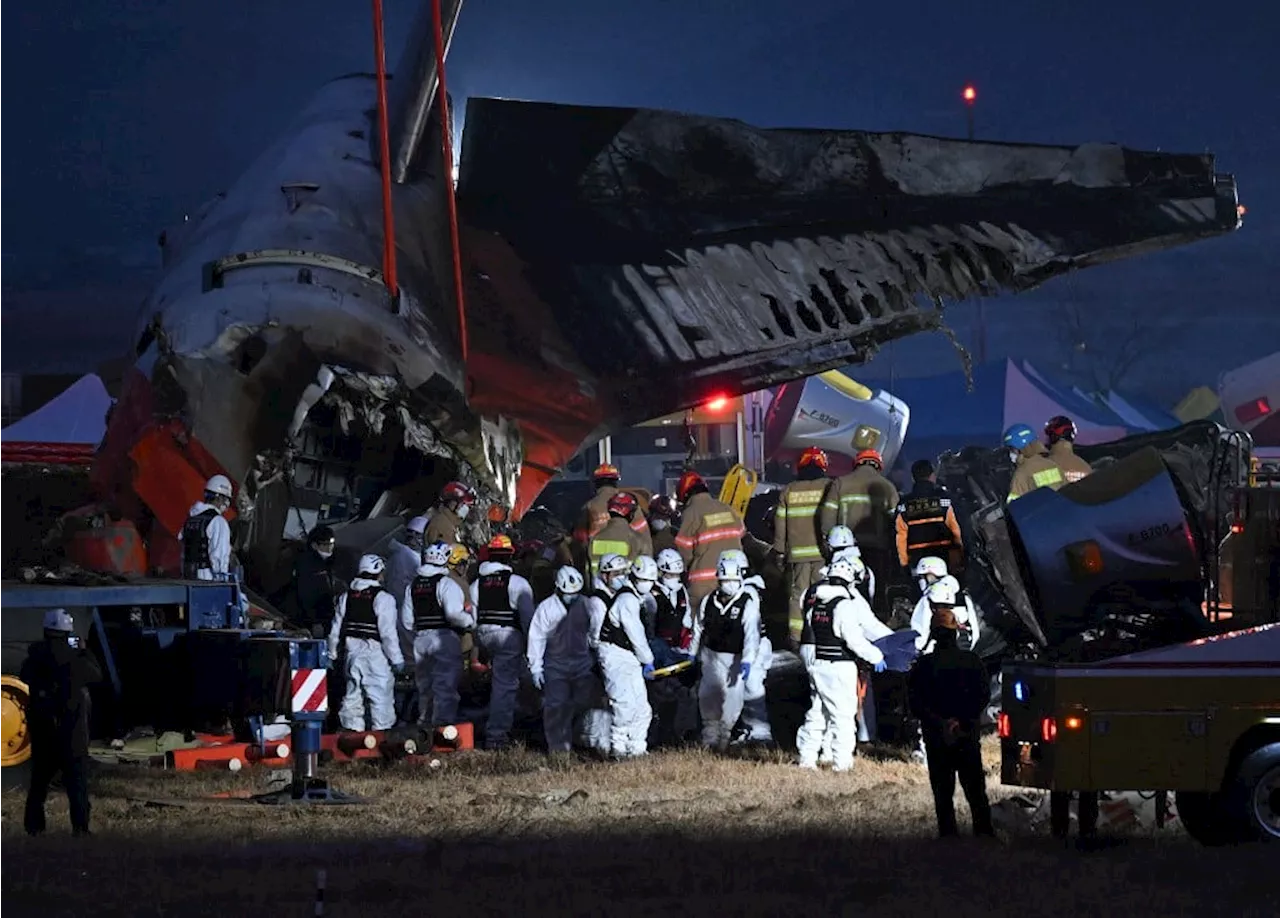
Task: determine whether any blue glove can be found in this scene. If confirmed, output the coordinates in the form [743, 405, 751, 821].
[642, 663, 656, 681]
[740, 661, 751, 681]
[873, 659, 887, 674]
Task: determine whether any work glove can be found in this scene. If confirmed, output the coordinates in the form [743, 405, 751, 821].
[873, 659, 887, 674]
[642, 663, 656, 681]
[531, 670, 545, 691]
[739, 661, 751, 681]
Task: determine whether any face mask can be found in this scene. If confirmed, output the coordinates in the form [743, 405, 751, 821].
[718, 580, 741, 597]
[1008, 449, 1021, 464]
[634, 579, 655, 595]
[457, 503, 471, 519]
[661, 574, 682, 588]
[651, 519, 668, 532]
[315, 548, 334, 560]
[558, 591, 577, 605]
[608, 575, 629, 592]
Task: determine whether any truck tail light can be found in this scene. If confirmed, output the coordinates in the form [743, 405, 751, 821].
[997, 712, 1011, 738]
[1040, 716, 1058, 743]
[1064, 715, 1083, 731]
[1064, 540, 1103, 580]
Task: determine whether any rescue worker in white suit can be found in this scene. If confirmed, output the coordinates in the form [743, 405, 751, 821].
[825, 526, 874, 601]
[387, 515, 431, 722]
[717, 549, 774, 746]
[527, 566, 608, 755]
[181, 475, 234, 580]
[327, 554, 405, 731]
[403, 540, 474, 728]
[469, 534, 535, 749]
[646, 549, 698, 747]
[911, 575, 980, 654]
[797, 556, 887, 771]
[587, 553, 656, 759]
[689, 553, 762, 752]
[908, 558, 958, 651]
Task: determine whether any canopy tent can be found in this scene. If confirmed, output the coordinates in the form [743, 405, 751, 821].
[1, 374, 112, 465]
[860, 358, 1166, 470]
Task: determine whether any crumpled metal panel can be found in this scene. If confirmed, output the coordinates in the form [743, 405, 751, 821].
[459, 98, 1240, 426]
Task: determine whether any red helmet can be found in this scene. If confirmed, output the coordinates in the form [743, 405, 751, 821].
[1044, 415, 1077, 445]
[648, 494, 677, 520]
[607, 491, 639, 519]
[798, 447, 829, 472]
[592, 463, 621, 484]
[854, 449, 883, 470]
[486, 534, 514, 555]
[441, 481, 476, 504]
[676, 469, 705, 503]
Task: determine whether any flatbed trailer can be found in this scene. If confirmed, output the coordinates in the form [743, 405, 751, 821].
[999, 624, 1280, 844]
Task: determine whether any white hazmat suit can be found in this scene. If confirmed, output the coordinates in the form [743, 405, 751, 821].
[690, 584, 761, 751]
[527, 592, 606, 752]
[910, 595, 981, 653]
[737, 574, 774, 743]
[180, 501, 232, 580]
[587, 584, 654, 757]
[470, 560, 535, 748]
[401, 562, 473, 727]
[797, 582, 884, 771]
[328, 577, 404, 731]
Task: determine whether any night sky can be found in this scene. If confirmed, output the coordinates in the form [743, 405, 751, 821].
[3, 0, 1278, 400]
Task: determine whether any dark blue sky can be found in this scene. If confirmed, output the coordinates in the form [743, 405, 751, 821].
[3, 0, 1278, 398]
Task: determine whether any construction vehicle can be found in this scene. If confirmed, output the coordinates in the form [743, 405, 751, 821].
[963, 430, 1279, 844]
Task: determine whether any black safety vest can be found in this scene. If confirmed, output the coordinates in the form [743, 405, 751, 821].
[342, 587, 382, 641]
[809, 588, 858, 663]
[701, 591, 751, 656]
[411, 574, 448, 631]
[897, 484, 956, 565]
[653, 586, 688, 645]
[477, 569, 517, 628]
[182, 507, 219, 573]
[596, 585, 638, 654]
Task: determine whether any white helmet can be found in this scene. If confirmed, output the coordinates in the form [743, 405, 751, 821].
[597, 553, 629, 576]
[555, 566, 585, 595]
[358, 553, 385, 577]
[630, 555, 658, 582]
[718, 548, 749, 571]
[656, 548, 685, 576]
[914, 556, 948, 579]
[43, 608, 74, 632]
[422, 540, 451, 566]
[205, 474, 233, 499]
[716, 554, 746, 582]
[406, 515, 429, 535]
[827, 556, 857, 583]
[826, 525, 855, 549]
[928, 575, 960, 605]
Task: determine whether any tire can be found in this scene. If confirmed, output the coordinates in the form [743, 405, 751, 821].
[1175, 791, 1244, 846]
[1231, 742, 1280, 843]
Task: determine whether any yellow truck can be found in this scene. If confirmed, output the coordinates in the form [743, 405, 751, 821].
[1000, 624, 1279, 845]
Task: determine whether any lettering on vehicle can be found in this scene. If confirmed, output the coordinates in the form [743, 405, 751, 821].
[1126, 522, 1173, 544]
[800, 409, 840, 428]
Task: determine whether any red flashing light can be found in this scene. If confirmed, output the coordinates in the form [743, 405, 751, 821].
[1234, 397, 1271, 425]
[962, 85, 977, 104]
[1040, 716, 1058, 743]
[997, 712, 1011, 739]
[705, 395, 729, 413]
[1230, 521, 1245, 535]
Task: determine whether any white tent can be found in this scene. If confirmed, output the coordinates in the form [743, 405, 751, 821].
[1, 374, 111, 461]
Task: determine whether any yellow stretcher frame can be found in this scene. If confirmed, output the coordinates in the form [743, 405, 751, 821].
[718, 464, 757, 518]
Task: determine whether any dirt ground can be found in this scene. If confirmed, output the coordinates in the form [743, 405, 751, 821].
[3, 741, 1276, 917]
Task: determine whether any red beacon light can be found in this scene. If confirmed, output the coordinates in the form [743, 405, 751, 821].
[704, 395, 729, 413]
[962, 84, 977, 104]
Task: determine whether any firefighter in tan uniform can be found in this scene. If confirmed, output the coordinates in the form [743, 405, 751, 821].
[820, 449, 899, 620]
[673, 470, 746, 609]
[1043, 415, 1094, 483]
[1003, 424, 1065, 501]
[773, 447, 832, 646]
[572, 464, 653, 567]
[426, 481, 476, 546]
[587, 492, 645, 579]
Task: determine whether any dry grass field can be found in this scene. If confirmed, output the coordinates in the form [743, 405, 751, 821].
[3, 741, 1276, 917]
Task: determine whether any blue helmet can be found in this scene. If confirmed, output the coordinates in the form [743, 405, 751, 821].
[1002, 423, 1037, 450]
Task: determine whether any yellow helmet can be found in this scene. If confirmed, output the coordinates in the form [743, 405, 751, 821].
[447, 543, 470, 568]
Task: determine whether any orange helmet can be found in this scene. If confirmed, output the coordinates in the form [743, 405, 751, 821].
[798, 447, 829, 472]
[854, 449, 883, 470]
[676, 469, 706, 503]
[486, 534, 515, 555]
[592, 463, 621, 484]
[607, 491, 639, 519]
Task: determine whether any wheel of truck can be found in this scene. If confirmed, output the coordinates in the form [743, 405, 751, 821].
[1174, 791, 1242, 846]
[1233, 742, 1280, 842]
[1, 675, 34, 789]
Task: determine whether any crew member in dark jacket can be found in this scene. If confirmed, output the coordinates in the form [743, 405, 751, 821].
[908, 608, 995, 839]
[292, 525, 343, 637]
[22, 609, 103, 837]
